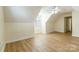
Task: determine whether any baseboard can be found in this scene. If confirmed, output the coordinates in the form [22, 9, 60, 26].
[47, 31, 65, 34]
[72, 35, 79, 37]
[6, 35, 34, 43]
[46, 30, 55, 34]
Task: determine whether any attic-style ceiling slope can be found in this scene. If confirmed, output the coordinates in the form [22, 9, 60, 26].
[37, 6, 72, 25]
[4, 6, 41, 23]
[58, 6, 72, 13]
[3, 6, 72, 23]
[47, 6, 72, 23]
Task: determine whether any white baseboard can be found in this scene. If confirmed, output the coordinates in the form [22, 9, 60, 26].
[46, 30, 55, 33]
[6, 35, 34, 43]
[72, 35, 79, 37]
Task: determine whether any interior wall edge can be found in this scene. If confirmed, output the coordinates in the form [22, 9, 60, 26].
[0, 42, 6, 52]
[6, 35, 34, 43]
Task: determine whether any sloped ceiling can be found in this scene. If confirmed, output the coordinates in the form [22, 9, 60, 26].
[3, 6, 72, 23]
[4, 6, 41, 23]
[58, 6, 72, 13]
[47, 6, 72, 23]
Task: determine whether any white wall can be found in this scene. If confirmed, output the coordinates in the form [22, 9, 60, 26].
[0, 7, 5, 51]
[5, 23, 34, 43]
[72, 8, 79, 37]
[4, 6, 41, 43]
[46, 12, 72, 33]
[53, 13, 72, 32]
[46, 15, 55, 33]
[4, 6, 41, 23]
[46, 22, 54, 33]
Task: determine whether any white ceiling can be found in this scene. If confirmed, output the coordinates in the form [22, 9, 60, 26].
[4, 6, 73, 23]
[58, 6, 72, 13]
[4, 6, 41, 23]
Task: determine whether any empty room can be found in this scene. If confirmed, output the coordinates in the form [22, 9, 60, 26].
[0, 6, 79, 52]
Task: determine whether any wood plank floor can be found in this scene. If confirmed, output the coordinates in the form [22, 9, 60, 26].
[4, 32, 79, 52]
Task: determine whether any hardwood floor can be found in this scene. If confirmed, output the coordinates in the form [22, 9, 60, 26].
[4, 32, 79, 52]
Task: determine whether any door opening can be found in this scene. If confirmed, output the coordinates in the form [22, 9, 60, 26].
[64, 16, 72, 33]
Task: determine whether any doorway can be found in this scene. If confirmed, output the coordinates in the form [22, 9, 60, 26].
[64, 16, 72, 33]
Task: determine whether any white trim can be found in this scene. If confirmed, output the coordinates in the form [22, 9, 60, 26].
[6, 35, 34, 43]
[72, 35, 79, 37]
